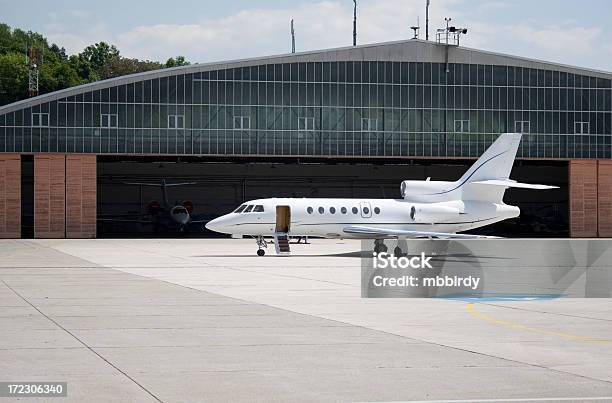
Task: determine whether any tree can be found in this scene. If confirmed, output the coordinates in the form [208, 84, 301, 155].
[79, 42, 120, 72]
[99, 56, 162, 79]
[0, 52, 28, 105]
[49, 44, 68, 62]
[165, 56, 190, 68]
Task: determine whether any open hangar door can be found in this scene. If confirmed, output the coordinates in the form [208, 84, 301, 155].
[97, 156, 567, 238]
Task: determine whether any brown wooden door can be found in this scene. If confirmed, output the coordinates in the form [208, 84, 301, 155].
[275, 205, 291, 233]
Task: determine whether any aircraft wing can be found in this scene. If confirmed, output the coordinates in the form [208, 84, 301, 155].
[343, 225, 498, 239]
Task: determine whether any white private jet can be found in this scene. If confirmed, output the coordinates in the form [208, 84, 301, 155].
[206, 133, 558, 256]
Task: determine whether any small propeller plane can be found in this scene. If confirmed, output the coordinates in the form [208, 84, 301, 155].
[205, 133, 558, 256]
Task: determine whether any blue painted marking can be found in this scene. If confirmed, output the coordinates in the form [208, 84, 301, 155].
[441, 293, 562, 301]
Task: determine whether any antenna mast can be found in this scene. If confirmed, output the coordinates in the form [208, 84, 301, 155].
[27, 45, 39, 97]
[352, 0, 357, 46]
[291, 19, 296, 53]
[426, 0, 430, 40]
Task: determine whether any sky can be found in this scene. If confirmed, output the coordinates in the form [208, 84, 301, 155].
[1, 0, 611, 71]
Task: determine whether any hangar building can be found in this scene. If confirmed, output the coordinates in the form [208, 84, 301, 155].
[0, 39, 609, 238]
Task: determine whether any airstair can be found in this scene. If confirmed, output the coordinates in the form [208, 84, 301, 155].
[274, 232, 291, 255]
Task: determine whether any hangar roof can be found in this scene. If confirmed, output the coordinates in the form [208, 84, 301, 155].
[1, 38, 611, 115]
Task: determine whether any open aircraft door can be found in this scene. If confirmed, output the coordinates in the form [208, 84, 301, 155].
[274, 205, 291, 255]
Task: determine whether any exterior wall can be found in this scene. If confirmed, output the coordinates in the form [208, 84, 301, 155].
[598, 160, 612, 237]
[569, 160, 598, 237]
[66, 155, 96, 238]
[34, 154, 66, 238]
[0, 154, 21, 238]
[1, 40, 611, 160]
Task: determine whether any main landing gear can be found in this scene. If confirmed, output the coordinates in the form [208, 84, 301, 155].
[374, 239, 406, 257]
[393, 246, 403, 257]
[255, 235, 268, 256]
[373, 239, 387, 254]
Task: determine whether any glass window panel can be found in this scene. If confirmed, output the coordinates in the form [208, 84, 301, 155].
[400, 63, 408, 84]
[323, 62, 331, 82]
[184, 74, 193, 103]
[416, 63, 423, 84]
[143, 80, 152, 103]
[493, 66, 506, 86]
[298, 63, 307, 81]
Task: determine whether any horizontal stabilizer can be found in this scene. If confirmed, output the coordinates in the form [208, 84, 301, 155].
[470, 179, 558, 190]
[343, 225, 499, 239]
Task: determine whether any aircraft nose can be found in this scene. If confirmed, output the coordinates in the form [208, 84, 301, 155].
[205, 216, 228, 233]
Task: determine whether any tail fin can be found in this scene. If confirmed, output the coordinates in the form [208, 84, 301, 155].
[458, 133, 521, 184]
[459, 133, 519, 203]
[458, 133, 558, 202]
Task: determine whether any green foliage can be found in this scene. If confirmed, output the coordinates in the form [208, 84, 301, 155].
[0, 22, 192, 106]
[99, 56, 163, 79]
[0, 52, 28, 105]
[165, 56, 190, 68]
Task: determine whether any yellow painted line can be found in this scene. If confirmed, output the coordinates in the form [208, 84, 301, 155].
[466, 303, 612, 345]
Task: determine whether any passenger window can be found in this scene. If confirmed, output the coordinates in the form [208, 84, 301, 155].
[330, 207, 336, 214]
[234, 204, 246, 213]
[318, 207, 325, 214]
[244, 205, 254, 213]
[374, 207, 380, 214]
[307, 207, 313, 214]
[253, 205, 264, 212]
[341, 207, 347, 214]
[363, 207, 370, 215]
[352, 207, 358, 214]
[410, 206, 416, 220]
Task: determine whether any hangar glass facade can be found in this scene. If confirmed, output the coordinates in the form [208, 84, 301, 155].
[1, 59, 611, 158]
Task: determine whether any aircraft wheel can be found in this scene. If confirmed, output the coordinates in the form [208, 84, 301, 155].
[379, 244, 388, 253]
[257, 249, 265, 256]
[394, 246, 402, 257]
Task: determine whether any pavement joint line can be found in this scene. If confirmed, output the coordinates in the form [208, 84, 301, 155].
[112, 264, 612, 387]
[0, 279, 165, 403]
[480, 301, 612, 323]
[467, 302, 612, 345]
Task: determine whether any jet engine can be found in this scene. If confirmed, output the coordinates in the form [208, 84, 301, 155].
[400, 180, 439, 198]
[182, 200, 194, 214]
[400, 179, 457, 202]
[409, 204, 463, 223]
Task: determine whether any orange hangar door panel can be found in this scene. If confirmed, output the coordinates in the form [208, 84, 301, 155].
[275, 205, 291, 233]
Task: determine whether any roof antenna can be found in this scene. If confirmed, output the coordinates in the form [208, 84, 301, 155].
[410, 16, 420, 39]
[291, 19, 296, 53]
[426, 0, 430, 40]
[352, 0, 357, 46]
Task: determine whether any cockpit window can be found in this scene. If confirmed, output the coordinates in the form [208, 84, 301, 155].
[234, 204, 247, 213]
[253, 205, 264, 212]
[243, 205, 254, 213]
[172, 207, 187, 215]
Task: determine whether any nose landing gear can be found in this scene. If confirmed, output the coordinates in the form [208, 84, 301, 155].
[255, 236, 268, 256]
